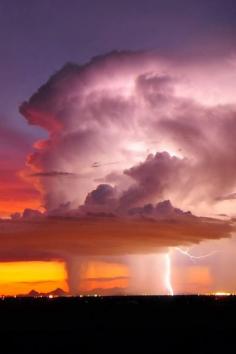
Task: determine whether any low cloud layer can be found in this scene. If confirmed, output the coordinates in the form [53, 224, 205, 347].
[0, 208, 232, 261]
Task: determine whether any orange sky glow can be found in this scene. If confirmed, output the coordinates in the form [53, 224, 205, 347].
[0, 261, 130, 296]
[0, 261, 68, 295]
[0, 169, 42, 218]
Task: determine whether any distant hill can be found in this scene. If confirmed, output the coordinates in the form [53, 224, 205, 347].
[18, 288, 69, 297]
[17, 287, 126, 297]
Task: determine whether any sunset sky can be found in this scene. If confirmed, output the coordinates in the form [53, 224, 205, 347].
[1, 0, 236, 296]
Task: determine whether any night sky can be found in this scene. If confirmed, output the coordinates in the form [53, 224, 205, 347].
[0, 0, 236, 296]
[1, 0, 236, 158]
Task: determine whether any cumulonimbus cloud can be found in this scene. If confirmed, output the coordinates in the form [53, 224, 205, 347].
[19, 51, 236, 217]
[4, 50, 235, 294]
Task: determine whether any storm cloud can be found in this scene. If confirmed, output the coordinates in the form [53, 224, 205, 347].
[13, 51, 236, 293]
[19, 51, 236, 217]
[0, 211, 232, 261]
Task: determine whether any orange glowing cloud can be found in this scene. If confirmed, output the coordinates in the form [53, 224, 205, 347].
[0, 216, 232, 260]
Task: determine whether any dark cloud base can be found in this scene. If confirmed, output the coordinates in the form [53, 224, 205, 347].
[0, 214, 232, 261]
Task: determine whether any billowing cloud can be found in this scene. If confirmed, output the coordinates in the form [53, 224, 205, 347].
[119, 152, 187, 208]
[18, 51, 236, 218]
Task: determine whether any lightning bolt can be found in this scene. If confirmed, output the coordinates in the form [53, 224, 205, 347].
[164, 247, 218, 295]
[175, 247, 218, 262]
[164, 253, 174, 296]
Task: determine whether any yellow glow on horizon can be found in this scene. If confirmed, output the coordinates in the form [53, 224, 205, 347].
[0, 261, 68, 295]
[213, 292, 232, 296]
[0, 261, 66, 283]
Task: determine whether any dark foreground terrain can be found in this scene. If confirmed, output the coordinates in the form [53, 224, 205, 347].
[0, 295, 235, 354]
